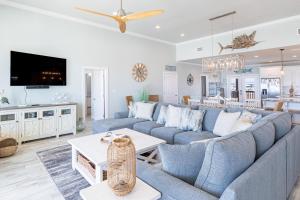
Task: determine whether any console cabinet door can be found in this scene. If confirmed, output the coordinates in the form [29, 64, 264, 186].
[40, 109, 57, 136]
[0, 112, 19, 140]
[58, 106, 76, 135]
[22, 110, 40, 140]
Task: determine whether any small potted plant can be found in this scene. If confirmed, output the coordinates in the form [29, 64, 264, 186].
[0, 90, 9, 108]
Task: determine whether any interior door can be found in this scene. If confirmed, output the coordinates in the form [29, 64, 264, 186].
[163, 71, 178, 104]
[91, 70, 105, 120]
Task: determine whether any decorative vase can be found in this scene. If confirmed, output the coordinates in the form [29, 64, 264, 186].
[107, 137, 136, 196]
[139, 89, 148, 102]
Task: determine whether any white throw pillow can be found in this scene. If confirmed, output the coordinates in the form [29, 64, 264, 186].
[134, 102, 156, 121]
[231, 119, 253, 133]
[239, 110, 262, 123]
[157, 105, 168, 125]
[165, 105, 182, 127]
[213, 111, 241, 136]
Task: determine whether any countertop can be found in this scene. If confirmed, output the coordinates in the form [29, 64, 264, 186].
[0, 102, 77, 111]
[263, 97, 300, 103]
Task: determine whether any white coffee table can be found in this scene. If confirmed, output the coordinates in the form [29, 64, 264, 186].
[68, 128, 166, 185]
[80, 178, 161, 200]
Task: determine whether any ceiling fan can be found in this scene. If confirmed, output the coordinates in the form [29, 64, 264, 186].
[75, 0, 164, 33]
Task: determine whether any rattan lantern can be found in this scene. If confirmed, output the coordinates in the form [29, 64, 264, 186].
[107, 137, 136, 196]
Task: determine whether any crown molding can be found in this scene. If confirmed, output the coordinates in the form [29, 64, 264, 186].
[0, 0, 175, 46]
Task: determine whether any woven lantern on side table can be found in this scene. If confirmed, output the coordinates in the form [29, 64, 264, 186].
[107, 137, 136, 196]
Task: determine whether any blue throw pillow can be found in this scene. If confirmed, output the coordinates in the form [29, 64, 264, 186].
[158, 142, 208, 185]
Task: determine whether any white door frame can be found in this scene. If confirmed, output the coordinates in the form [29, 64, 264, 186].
[163, 71, 179, 104]
[82, 66, 109, 122]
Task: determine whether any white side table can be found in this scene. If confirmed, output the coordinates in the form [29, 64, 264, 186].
[80, 178, 161, 200]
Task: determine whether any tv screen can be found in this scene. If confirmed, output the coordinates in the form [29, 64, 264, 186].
[10, 51, 67, 86]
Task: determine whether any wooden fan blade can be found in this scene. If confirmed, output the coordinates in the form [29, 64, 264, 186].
[75, 7, 117, 20]
[118, 21, 127, 33]
[122, 9, 164, 21]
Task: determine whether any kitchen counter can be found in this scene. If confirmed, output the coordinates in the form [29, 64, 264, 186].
[0, 102, 77, 111]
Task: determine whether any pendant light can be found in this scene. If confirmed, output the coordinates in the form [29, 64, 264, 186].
[280, 49, 285, 75]
[202, 11, 245, 73]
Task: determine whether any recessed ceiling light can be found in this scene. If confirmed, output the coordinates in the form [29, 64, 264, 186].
[292, 55, 297, 58]
[155, 25, 161, 29]
[268, 60, 273, 63]
[254, 55, 259, 58]
[180, 33, 185, 37]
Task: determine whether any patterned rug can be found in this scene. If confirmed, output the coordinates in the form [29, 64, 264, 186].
[37, 145, 89, 200]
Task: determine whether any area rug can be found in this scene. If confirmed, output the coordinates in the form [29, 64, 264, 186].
[37, 145, 89, 200]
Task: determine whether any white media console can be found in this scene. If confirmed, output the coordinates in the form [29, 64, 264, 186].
[0, 103, 76, 143]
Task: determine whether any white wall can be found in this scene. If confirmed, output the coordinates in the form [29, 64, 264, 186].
[176, 15, 300, 61]
[0, 5, 175, 117]
[176, 63, 202, 101]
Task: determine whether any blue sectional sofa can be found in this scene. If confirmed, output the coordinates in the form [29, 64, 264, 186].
[137, 111, 300, 200]
[92, 103, 300, 200]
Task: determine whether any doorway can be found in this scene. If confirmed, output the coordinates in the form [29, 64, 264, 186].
[82, 67, 108, 122]
[163, 71, 178, 104]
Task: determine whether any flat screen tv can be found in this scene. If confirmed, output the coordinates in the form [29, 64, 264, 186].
[10, 51, 67, 86]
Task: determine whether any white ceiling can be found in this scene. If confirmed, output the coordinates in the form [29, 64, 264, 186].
[6, 0, 300, 43]
[184, 45, 300, 67]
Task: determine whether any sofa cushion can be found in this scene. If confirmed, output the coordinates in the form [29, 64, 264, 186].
[202, 108, 223, 132]
[151, 127, 184, 144]
[133, 121, 163, 135]
[263, 112, 292, 141]
[137, 161, 219, 200]
[158, 142, 208, 184]
[174, 131, 218, 145]
[194, 131, 256, 197]
[248, 120, 275, 158]
[92, 118, 147, 133]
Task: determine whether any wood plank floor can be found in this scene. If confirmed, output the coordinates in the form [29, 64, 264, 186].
[1, 120, 300, 200]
